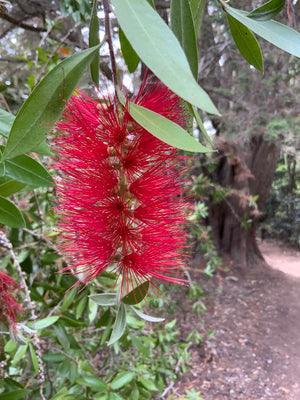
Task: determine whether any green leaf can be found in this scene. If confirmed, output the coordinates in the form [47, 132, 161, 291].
[60, 315, 86, 327]
[170, 0, 198, 79]
[4, 153, 52, 188]
[89, 297, 98, 323]
[119, 27, 140, 73]
[89, 0, 100, 85]
[3, 45, 100, 160]
[90, 293, 117, 306]
[131, 306, 165, 322]
[224, 5, 300, 58]
[0, 109, 51, 155]
[12, 344, 28, 365]
[35, 315, 60, 330]
[109, 394, 126, 400]
[0, 109, 14, 137]
[111, 371, 135, 390]
[4, 339, 17, 353]
[54, 323, 70, 350]
[43, 353, 66, 363]
[189, 104, 214, 146]
[0, 177, 25, 197]
[248, 0, 285, 21]
[49, 388, 79, 400]
[29, 343, 39, 373]
[226, 14, 264, 72]
[190, 0, 206, 38]
[138, 376, 158, 391]
[108, 303, 127, 345]
[111, 0, 219, 115]
[118, 93, 213, 153]
[76, 295, 88, 319]
[0, 390, 31, 400]
[121, 281, 149, 305]
[129, 334, 150, 356]
[0, 195, 25, 228]
[77, 375, 107, 392]
[61, 287, 78, 312]
[0, 161, 4, 177]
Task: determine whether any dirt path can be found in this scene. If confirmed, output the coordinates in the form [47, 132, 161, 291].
[173, 239, 300, 399]
[259, 239, 300, 278]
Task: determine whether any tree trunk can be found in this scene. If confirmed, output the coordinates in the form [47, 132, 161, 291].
[208, 134, 281, 267]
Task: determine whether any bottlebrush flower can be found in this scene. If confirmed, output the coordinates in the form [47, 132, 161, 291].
[54, 77, 189, 297]
[0, 271, 23, 330]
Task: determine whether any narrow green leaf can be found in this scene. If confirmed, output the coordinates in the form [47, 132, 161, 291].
[248, 0, 285, 21]
[12, 344, 28, 365]
[189, 104, 214, 146]
[111, 372, 135, 390]
[0, 195, 25, 228]
[43, 353, 66, 363]
[29, 343, 39, 373]
[50, 388, 78, 400]
[100, 317, 113, 346]
[170, 0, 198, 79]
[89, 297, 98, 323]
[90, 293, 117, 306]
[61, 287, 78, 312]
[111, 0, 219, 115]
[119, 27, 140, 73]
[35, 315, 60, 330]
[190, 0, 206, 38]
[0, 161, 5, 177]
[89, 0, 100, 85]
[121, 281, 149, 305]
[118, 93, 213, 153]
[224, 5, 300, 58]
[77, 375, 107, 392]
[0, 390, 31, 400]
[131, 307, 165, 322]
[54, 323, 70, 350]
[60, 315, 86, 327]
[3, 45, 100, 160]
[108, 303, 127, 345]
[4, 153, 52, 188]
[0, 109, 14, 137]
[226, 14, 264, 72]
[76, 295, 88, 319]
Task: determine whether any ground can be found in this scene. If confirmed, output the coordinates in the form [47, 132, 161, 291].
[172, 239, 300, 399]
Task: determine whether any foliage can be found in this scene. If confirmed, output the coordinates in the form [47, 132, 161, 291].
[261, 116, 300, 247]
[0, 207, 191, 399]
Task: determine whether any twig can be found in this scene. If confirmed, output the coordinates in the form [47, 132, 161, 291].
[0, 231, 47, 400]
[35, 25, 78, 84]
[0, 92, 12, 113]
[22, 228, 59, 252]
[33, 191, 44, 270]
[103, 0, 118, 91]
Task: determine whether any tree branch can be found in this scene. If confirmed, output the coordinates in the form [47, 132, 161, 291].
[0, 9, 46, 32]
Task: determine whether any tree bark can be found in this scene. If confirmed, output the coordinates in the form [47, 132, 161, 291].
[208, 134, 281, 267]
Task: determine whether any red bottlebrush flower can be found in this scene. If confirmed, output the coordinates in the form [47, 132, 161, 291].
[54, 77, 189, 296]
[0, 271, 23, 330]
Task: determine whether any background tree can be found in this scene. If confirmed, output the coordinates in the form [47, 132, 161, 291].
[194, 1, 300, 265]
